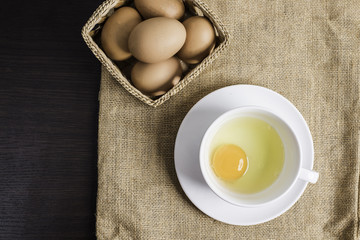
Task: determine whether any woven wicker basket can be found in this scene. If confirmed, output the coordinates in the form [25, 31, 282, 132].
[82, 0, 230, 107]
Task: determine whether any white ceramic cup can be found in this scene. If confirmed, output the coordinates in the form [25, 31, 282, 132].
[199, 106, 319, 207]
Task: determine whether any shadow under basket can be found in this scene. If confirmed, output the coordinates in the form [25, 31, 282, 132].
[82, 0, 230, 107]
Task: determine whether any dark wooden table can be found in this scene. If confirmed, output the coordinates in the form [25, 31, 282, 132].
[0, 1, 104, 239]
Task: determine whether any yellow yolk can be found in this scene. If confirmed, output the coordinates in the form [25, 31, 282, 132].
[212, 144, 248, 181]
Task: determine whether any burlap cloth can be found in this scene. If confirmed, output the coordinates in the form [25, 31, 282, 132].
[96, 0, 360, 239]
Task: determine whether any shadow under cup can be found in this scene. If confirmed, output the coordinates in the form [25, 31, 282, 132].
[199, 106, 302, 207]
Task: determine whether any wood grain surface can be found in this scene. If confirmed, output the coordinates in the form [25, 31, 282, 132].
[0, 0, 103, 239]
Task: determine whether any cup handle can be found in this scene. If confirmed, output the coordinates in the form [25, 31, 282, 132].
[298, 168, 319, 184]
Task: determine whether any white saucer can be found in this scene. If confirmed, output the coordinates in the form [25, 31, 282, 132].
[174, 85, 314, 225]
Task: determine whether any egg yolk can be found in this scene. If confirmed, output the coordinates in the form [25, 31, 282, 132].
[212, 144, 248, 181]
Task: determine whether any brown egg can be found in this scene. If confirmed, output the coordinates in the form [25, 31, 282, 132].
[134, 0, 185, 19]
[177, 16, 216, 64]
[128, 17, 186, 63]
[131, 57, 182, 96]
[101, 7, 141, 61]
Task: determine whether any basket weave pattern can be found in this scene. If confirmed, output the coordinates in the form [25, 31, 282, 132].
[82, 0, 230, 107]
